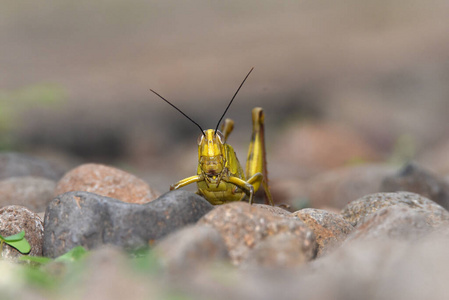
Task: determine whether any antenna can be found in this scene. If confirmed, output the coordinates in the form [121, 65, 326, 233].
[150, 89, 206, 137]
[214, 67, 254, 135]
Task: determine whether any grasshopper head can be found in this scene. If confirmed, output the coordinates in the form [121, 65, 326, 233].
[198, 129, 225, 176]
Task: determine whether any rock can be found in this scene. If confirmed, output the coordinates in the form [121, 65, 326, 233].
[292, 208, 353, 257]
[252, 203, 293, 217]
[43, 190, 214, 257]
[198, 202, 316, 265]
[307, 164, 395, 209]
[243, 232, 316, 268]
[154, 225, 229, 272]
[0, 205, 44, 259]
[341, 192, 449, 227]
[0, 152, 65, 181]
[54, 163, 160, 204]
[380, 162, 449, 210]
[74, 246, 158, 300]
[0, 176, 56, 212]
[346, 205, 448, 242]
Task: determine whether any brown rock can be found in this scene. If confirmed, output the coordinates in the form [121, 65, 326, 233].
[198, 202, 316, 265]
[0, 205, 44, 258]
[380, 162, 449, 210]
[54, 163, 159, 204]
[252, 203, 292, 217]
[154, 225, 229, 272]
[307, 164, 395, 209]
[293, 208, 353, 257]
[0, 176, 56, 212]
[341, 192, 449, 227]
[346, 205, 449, 242]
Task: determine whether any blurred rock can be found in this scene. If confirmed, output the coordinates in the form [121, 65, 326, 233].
[76, 246, 159, 300]
[43, 190, 214, 257]
[307, 164, 395, 209]
[292, 208, 353, 257]
[0, 152, 65, 181]
[154, 225, 229, 273]
[0, 205, 44, 259]
[252, 203, 293, 217]
[380, 162, 449, 209]
[54, 163, 159, 204]
[341, 192, 449, 227]
[271, 122, 381, 178]
[346, 205, 449, 242]
[0, 176, 55, 212]
[198, 202, 316, 265]
[300, 236, 449, 300]
[243, 232, 316, 268]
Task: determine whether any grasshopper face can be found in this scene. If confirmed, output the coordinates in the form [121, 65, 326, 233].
[197, 129, 225, 177]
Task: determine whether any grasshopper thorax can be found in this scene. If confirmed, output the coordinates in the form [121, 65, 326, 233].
[198, 129, 225, 176]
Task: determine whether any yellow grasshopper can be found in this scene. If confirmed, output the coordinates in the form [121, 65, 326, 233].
[151, 68, 273, 205]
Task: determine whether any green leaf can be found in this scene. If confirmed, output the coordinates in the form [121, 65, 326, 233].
[1, 230, 25, 242]
[20, 255, 52, 265]
[55, 246, 87, 262]
[6, 238, 31, 254]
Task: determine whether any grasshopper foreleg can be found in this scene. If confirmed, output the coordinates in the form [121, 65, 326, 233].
[170, 175, 202, 190]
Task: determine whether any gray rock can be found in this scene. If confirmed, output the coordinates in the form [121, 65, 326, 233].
[0, 152, 65, 181]
[0, 205, 44, 259]
[381, 162, 449, 210]
[0, 176, 56, 212]
[43, 190, 214, 257]
[346, 205, 448, 242]
[243, 232, 316, 268]
[341, 192, 449, 227]
[154, 225, 229, 273]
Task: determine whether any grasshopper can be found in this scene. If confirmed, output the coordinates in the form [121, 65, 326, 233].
[151, 68, 273, 205]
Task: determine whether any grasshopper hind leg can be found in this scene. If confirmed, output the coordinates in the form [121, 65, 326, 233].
[245, 107, 274, 205]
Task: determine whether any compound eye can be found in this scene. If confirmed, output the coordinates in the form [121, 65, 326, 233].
[215, 131, 224, 143]
[197, 133, 205, 145]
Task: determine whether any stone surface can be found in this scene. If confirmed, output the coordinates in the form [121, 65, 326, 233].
[154, 225, 229, 272]
[198, 202, 316, 265]
[292, 208, 353, 257]
[307, 164, 395, 209]
[380, 162, 449, 210]
[243, 232, 316, 268]
[43, 190, 214, 257]
[346, 205, 449, 242]
[252, 203, 293, 217]
[0, 152, 65, 181]
[0, 176, 56, 212]
[0, 205, 44, 258]
[54, 163, 160, 204]
[341, 192, 449, 227]
[75, 246, 159, 300]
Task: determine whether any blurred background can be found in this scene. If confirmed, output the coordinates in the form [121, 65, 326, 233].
[2, 0, 449, 197]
